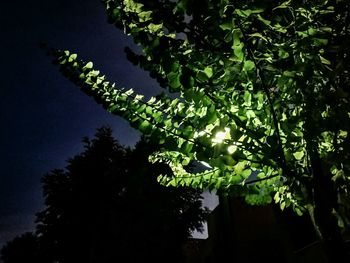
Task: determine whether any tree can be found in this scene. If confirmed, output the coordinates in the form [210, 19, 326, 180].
[34, 126, 207, 263]
[52, 0, 350, 260]
[1, 232, 43, 263]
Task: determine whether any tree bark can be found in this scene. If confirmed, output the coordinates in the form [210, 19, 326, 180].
[310, 150, 348, 262]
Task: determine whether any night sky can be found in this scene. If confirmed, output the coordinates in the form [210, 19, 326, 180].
[0, 0, 163, 248]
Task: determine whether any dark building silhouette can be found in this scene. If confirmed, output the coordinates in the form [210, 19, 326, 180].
[183, 195, 332, 263]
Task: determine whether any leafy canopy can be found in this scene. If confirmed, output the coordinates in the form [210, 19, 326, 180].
[54, 0, 349, 228]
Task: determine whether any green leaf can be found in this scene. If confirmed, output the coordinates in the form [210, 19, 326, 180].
[319, 27, 332, 33]
[295, 207, 303, 216]
[241, 169, 251, 178]
[243, 91, 252, 106]
[182, 126, 194, 138]
[307, 27, 317, 36]
[181, 141, 193, 154]
[145, 106, 153, 115]
[176, 0, 188, 12]
[248, 33, 268, 42]
[338, 217, 345, 228]
[330, 165, 338, 175]
[283, 71, 295, 77]
[182, 157, 190, 165]
[148, 23, 163, 33]
[205, 107, 218, 124]
[257, 15, 271, 25]
[280, 201, 286, 211]
[139, 120, 152, 133]
[273, 0, 291, 10]
[204, 67, 213, 78]
[233, 29, 244, 61]
[138, 11, 152, 22]
[314, 38, 328, 46]
[153, 111, 163, 123]
[220, 22, 232, 31]
[197, 71, 208, 82]
[167, 71, 181, 89]
[278, 49, 289, 59]
[293, 151, 304, 160]
[164, 118, 172, 128]
[227, 145, 237, 154]
[243, 60, 255, 72]
[84, 62, 93, 69]
[235, 8, 264, 17]
[234, 45, 244, 61]
[68, 54, 77, 62]
[234, 161, 246, 174]
[274, 192, 280, 203]
[319, 55, 331, 65]
[235, 9, 251, 17]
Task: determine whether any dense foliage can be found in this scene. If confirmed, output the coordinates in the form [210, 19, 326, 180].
[53, 0, 349, 260]
[1, 233, 41, 263]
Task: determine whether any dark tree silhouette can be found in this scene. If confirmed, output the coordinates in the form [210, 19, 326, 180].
[123, 137, 208, 262]
[1, 232, 43, 263]
[8, 126, 208, 263]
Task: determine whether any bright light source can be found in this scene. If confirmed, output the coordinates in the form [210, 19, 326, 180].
[212, 127, 231, 144]
[215, 131, 226, 142]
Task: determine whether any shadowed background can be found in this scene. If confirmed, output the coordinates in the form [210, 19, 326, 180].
[0, 0, 163, 248]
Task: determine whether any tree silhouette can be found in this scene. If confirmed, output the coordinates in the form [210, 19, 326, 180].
[30, 126, 208, 263]
[0, 232, 43, 263]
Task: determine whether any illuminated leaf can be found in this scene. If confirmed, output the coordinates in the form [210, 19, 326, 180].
[243, 60, 255, 72]
[293, 151, 304, 160]
[204, 67, 213, 78]
[53, 0, 350, 232]
[319, 55, 331, 65]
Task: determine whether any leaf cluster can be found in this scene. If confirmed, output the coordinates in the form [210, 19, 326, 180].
[53, 0, 350, 228]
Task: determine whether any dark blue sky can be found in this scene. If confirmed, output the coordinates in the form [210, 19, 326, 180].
[0, 0, 162, 248]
